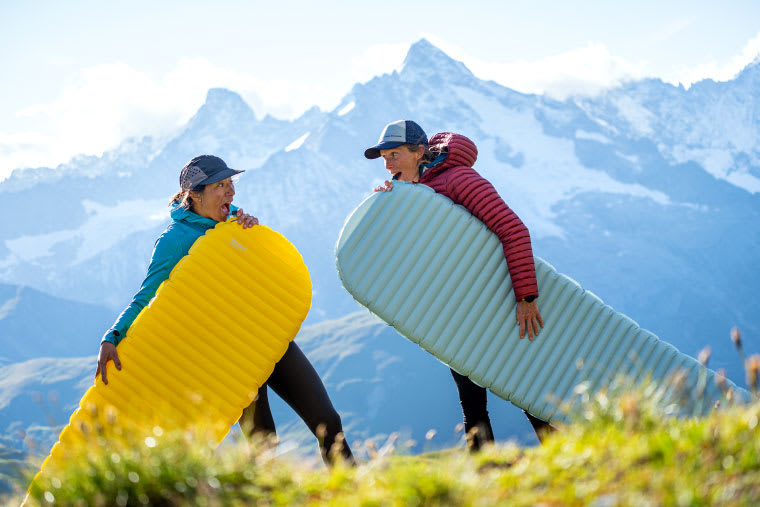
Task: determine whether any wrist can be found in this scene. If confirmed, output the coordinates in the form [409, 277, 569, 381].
[101, 330, 121, 347]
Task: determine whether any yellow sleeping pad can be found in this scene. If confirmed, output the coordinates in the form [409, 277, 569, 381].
[31, 220, 311, 484]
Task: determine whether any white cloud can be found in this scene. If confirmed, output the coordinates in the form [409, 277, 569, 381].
[421, 29, 760, 98]
[350, 42, 409, 83]
[16, 62, 186, 152]
[0, 43, 415, 180]
[477, 43, 647, 100]
[0, 58, 350, 181]
[662, 30, 760, 87]
[2, 30, 759, 182]
[420, 34, 647, 100]
[1, 62, 197, 180]
[0, 133, 56, 183]
[160, 58, 340, 119]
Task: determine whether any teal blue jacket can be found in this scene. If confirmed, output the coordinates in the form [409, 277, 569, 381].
[101, 203, 236, 346]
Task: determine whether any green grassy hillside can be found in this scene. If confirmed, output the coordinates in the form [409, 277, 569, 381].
[5, 369, 759, 506]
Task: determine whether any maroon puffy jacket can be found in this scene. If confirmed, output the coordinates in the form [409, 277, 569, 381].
[418, 132, 539, 301]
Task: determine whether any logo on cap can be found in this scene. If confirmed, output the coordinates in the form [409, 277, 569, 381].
[379, 120, 408, 142]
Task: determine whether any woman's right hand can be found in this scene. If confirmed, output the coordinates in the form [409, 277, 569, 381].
[516, 300, 544, 341]
[373, 180, 393, 192]
[96, 341, 121, 385]
[234, 208, 259, 228]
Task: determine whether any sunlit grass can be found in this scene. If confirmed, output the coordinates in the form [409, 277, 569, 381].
[6, 328, 760, 506]
[5, 379, 756, 506]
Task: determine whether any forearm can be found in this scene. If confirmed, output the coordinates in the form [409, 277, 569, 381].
[100, 236, 183, 346]
[497, 220, 538, 301]
[101, 278, 160, 345]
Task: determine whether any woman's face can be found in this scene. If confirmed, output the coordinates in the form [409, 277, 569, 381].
[192, 177, 235, 222]
[379, 144, 425, 182]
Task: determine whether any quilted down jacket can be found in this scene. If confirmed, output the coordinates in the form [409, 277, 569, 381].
[419, 132, 539, 301]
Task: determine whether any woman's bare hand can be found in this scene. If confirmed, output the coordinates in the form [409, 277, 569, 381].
[373, 180, 393, 193]
[234, 208, 259, 228]
[516, 300, 544, 340]
[96, 341, 121, 385]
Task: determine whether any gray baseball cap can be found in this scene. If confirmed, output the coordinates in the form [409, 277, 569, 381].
[364, 120, 428, 159]
[179, 155, 244, 190]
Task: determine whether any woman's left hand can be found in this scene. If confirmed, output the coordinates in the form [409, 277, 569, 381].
[516, 300, 544, 341]
[234, 208, 259, 228]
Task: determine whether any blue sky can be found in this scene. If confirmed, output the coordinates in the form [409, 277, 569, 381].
[2, 0, 759, 179]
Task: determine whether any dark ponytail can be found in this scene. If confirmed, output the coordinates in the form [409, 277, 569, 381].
[406, 143, 435, 164]
[168, 184, 205, 209]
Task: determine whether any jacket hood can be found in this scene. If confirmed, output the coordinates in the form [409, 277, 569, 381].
[421, 132, 478, 179]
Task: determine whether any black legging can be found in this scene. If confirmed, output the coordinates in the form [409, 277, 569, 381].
[450, 368, 554, 449]
[238, 341, 354, 465]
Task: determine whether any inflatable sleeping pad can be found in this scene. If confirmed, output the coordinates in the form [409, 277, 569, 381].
[336, 182, 747, 424]
[33, 220, 311, 482]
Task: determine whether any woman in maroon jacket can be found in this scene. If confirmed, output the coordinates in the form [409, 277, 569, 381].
[365, 120, 552, 447]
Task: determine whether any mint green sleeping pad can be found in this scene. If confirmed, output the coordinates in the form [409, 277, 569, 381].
[335, 182, 747, 423]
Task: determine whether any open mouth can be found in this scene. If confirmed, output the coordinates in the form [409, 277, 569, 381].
[221, 203, 231, 216]
[393, 172, 401, 180]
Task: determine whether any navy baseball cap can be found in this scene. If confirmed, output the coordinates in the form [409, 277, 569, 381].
[179, 155, 244, 190]
[364, 120, 428, 159]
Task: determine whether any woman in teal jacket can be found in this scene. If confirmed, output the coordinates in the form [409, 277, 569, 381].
[96, 154, 353, 465]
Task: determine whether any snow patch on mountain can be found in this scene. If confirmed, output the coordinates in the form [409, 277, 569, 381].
[285, 132, 310, 152]
[0, 135, 166, 193]
[576, 130, 611, 144]
[615, 151, 640, 166]
[454, 86, 671, 238]
[3, 229, 73, 263]
[573, 62, 760, 194]
[609, 95, 655, 136]
[669, 146, 760, 192]
[726, 171, 760, 192]
[3, 198, 167, 265]
[671, 147, 733, 179]
[337, 102, 355, 116]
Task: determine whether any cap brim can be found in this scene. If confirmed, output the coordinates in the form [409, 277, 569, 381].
[364, 141, 407, 159]
[199, 168, 245, 186]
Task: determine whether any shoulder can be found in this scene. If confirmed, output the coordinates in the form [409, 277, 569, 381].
[153, 221, 198, 260]
[446, 166, 490, 192]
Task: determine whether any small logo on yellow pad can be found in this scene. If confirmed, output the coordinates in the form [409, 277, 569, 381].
[229, 239, 247, 251]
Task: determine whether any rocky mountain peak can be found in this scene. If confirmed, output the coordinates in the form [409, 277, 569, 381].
[187, 88, 258, 130]
[401, 38, 474, 81]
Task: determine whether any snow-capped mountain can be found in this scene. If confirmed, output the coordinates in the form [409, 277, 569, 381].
[1, 39, 759, 455]
[0, 88, 323, 310]
[575, 62, 760, 193]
